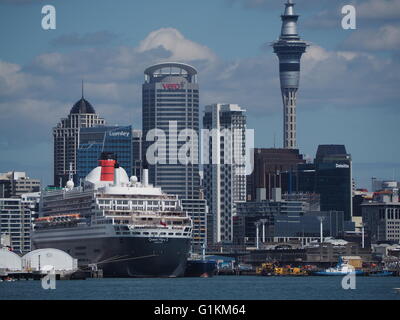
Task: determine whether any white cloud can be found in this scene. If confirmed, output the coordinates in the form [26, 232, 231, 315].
[341, 25, 400, 51]
[357, 0, 400, 19]
[137, 28, 217, 62]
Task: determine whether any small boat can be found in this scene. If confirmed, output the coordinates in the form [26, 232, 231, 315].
[4, 277, 16, 282]
[184, 244, 217, 278]
[394, 288, 400, 294]
[371, 270, 394, 277]
[313, 257, 364, 276]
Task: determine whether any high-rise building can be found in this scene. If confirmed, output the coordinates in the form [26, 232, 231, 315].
[142, 62, 207, 252]
[77, 125, 132, 181]
[0, 171, 40, 198]
[273, 0, 308, 149]
[246, 148, 305, 201]
[291, 145, 353, 220]
[142, 62, 200, 199]
[314, 145, 353, 221]
[53, 91, 105, 186]
[0, 198, 33, 253]
[203, 104, 247, 244]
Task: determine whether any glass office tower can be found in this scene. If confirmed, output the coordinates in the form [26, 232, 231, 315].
[77, 126, 132, 181]
[142, 62, 200, 199]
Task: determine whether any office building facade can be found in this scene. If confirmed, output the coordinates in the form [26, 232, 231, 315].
[362, 202, 400, 243]
[142, 62, 206, 252]
[314, 145, 352, 220]
[53, 94, 105, 186]
[142, 62, 200, 199]
[246, 148, 305, 201]
[0, 172, 40, 198]
[0, 198, 33, 253]
[203, 104, 247, 244]
[77, 125, 132, 181]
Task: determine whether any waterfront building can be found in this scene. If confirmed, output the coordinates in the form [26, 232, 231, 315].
[181, 198, 208, 252]
[203, 104, 247, 244]
[77, 125, 133, 181]
[305, 240, 372, 264]
[272, 0, 308, 149]
[0, 172, 40, 198]
[0, 198, 33, 253]
[233, 193, 304, 246]
[53, 90, 105, 186]
[233, 188, 348, 247]
[362, 197, 400, 243]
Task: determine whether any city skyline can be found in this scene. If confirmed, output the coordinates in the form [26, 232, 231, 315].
[0, 0, 399, 189]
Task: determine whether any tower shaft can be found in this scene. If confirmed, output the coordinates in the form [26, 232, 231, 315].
[273, 0, 308, 149]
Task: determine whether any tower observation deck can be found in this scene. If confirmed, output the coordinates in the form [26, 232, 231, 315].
[272, 0, 308, 149]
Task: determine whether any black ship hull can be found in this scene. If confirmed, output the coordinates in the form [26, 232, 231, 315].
[32, 236, 191, 278]
[184, 260, 217, 277]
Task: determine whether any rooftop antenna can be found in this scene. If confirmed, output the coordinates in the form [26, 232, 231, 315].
[81, 79, 84, 98]
[273, 132, 276, 148]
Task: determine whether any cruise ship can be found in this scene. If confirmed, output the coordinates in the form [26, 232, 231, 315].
[31, 153, 192, 277]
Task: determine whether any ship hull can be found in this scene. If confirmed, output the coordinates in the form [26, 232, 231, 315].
[32, 236, 191, 278]
[184, 260, 217, 278]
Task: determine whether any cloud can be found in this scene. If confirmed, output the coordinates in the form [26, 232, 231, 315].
[50, 31, 118, 47]
[357, 0, 400, 20]
[340, 24, 400, 51]
[137, 28, 217, 62]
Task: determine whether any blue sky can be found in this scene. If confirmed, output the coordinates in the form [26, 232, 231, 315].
[0, 0, 399, 188]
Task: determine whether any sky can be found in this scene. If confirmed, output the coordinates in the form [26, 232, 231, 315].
[0, 0, 399, 189]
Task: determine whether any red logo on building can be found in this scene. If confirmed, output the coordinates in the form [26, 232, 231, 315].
[162, 82, 185, 90]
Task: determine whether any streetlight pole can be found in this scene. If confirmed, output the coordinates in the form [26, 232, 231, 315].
[361, 223, 365, 249]
[317, 216, 325, 243]
[255, 222, 260, 250]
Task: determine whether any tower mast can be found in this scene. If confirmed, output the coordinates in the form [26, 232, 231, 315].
[273, 0, 308, 149]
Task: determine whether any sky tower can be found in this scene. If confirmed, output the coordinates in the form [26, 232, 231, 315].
[273, 0, 308, 149]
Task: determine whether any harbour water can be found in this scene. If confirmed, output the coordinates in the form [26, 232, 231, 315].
[1, 276, 400, 300]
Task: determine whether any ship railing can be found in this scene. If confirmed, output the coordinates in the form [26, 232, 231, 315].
[95, 193, 178, 200]
[102, 210, 187, 217]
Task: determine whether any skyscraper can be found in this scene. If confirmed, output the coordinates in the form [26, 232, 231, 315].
[53, 89, 105, 186]
[203, 104, 247, 244]
[314, 145, 353, 220]
[142, 62, 207, 251]
[142, 62, 200, 199]
[273, 0, 308, 149]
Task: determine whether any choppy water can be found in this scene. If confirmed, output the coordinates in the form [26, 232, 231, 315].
[1, 276, 400, 300]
